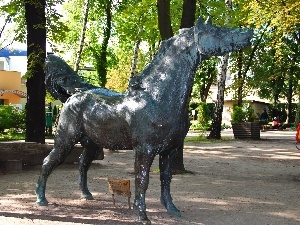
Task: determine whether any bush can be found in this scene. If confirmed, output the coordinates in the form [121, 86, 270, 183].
[231, 104, 256, 123]
[0, 105, 25, 133]
[195, 103, 214, 130]
[231, 106, 247, 123]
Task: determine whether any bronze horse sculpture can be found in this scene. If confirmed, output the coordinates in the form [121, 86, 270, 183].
[36, 17, 253, 224]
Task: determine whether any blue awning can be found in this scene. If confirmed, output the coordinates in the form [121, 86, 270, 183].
[0, 48, 27, 57]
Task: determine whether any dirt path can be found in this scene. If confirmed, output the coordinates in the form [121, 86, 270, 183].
[1, 131, 300, 224]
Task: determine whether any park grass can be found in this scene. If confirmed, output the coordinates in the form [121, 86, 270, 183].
[0, 130, 233, 142]
[184, 132, 234, 143]
[0, 132, 25, 141]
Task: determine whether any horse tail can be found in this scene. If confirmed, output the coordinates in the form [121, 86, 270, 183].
[45, 53, 98, 103]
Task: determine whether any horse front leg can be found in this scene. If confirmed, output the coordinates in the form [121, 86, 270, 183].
[159, 146, 181, 217]
[133, 147, 155, 225]
[79, 137, 104, 200]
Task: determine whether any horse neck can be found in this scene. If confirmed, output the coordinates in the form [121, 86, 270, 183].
[137, 30, 200, 111]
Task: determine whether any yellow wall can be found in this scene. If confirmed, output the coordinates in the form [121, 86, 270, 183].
[0, 70, 21, 90]
[0, 70, 23, 105]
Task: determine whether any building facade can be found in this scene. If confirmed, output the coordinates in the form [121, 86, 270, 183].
[0, 48, 27, 109]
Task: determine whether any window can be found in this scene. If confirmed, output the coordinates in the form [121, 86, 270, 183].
[0, 61, 4, 70]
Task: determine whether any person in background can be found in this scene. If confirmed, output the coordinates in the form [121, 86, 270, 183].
[273, 116, 280, 129]
[260, 109, 268, 130]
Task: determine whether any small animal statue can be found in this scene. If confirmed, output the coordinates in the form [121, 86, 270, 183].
[35, 16, 253, 224]
[107, 177, 131, 209]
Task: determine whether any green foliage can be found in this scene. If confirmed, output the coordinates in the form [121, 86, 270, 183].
[231, 106, 247, 123]
[184, 134, 209, 142]
[197, 103, 214, 125]
[0, 105, 25, 133]
[24, 46, 45, 79]
[189, 103, 215, 131]
[0, 131, 25, 141]
[197, 103, 211, 124]
[87, 45, 118, 87]
[191, 57, 219, 102]
[0, 0, 68, 47]
[190, 122, 210, 131]
[295, 103, 300, 126]
[231, 104, 256, 123]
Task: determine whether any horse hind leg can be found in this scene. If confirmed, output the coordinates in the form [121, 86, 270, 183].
[159, 147, 181, 217]
[35, 136, 77, 206]
[79, 136, 103, 200]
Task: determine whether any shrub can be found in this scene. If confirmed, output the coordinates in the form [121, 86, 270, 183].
[231, 106, 247, 123]
[0, 105, 26, 133]
[231, 104, 256, 123]
[195, 102, 213, 130]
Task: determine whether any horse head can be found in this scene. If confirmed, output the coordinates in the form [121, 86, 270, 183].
[194, 17, 253, 56]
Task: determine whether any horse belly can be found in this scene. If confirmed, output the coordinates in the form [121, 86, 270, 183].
[85, 123, 133, 150]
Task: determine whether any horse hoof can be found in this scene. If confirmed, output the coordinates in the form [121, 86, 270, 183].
[166, 203, 181, 217]
[36, 199, 48, 206]
[167, 207, 181, 217]
[136, 219, 151, 225]
[161, 197, 181, 217]
[81, 194, 94, 200]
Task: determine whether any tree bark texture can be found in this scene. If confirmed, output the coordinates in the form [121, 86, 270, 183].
[172, 0, 196, 172]
[287, 72, 293, 123]
[200, 66, 216, 103]
[25, 0, 46, 144]
[208, 0, 232, 140]
[130, 28, 142, 77]
[97, 0, 112, 87]
[74, 0, 90, 73]
[236, 49, 244, 107]
[208, 54, 229, 140]
[180, 0, 196, 29]
[157, 0, 173, 40]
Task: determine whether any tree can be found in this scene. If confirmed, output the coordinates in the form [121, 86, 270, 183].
[25, 0, 46, 143]
[90, 0, 112, 87]
[229, 23, 269, 107]
[157, 0, 173, 40]
[191, 57, 219, 103]
[74, 0, 90, 73]
[208, 0, 232, 140]
[151, 0, 197, 172]
[1, 0, 68, 144]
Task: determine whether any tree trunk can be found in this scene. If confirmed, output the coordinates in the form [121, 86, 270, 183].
[25, 0, 46, 144]
[200, 65, 216, 102]
[130, 28, 142, 77]
[236, 49, 244, 107]
[288, 42, 299, 123]
[171, 0, 196, 173]
[96, 0, 112, 87]
[74, 0, 90, 73]
[287, 71, 293, 123]
[208, 54, 229, 139]
[157, 0, 173, 40]
[208, 0, 232, 140]
[180, 0, 196, 29]
[236, 24, 268, 107]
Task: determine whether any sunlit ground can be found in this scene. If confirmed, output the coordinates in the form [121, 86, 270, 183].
[0, 130, 300, 224]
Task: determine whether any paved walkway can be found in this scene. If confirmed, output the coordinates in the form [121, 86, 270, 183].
[187, 128, 296, 140]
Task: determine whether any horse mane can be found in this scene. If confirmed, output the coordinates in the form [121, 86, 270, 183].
[128, 26, 194, 90]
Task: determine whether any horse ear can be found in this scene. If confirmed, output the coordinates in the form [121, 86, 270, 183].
[205, 17, 212, 26]
[194, 16, 204, 35]
[195, 16, 204, 29]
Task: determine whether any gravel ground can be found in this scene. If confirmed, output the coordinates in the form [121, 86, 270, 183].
[1, 130, 300, 225]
